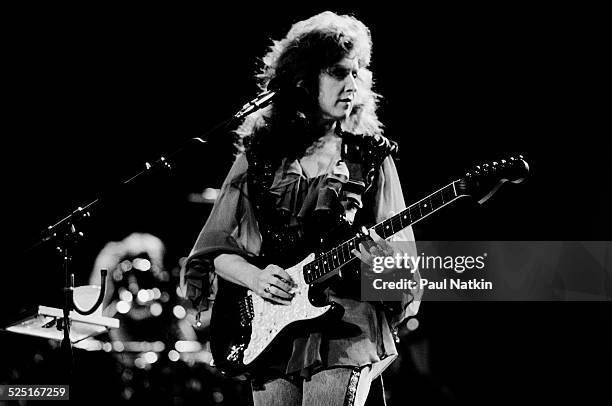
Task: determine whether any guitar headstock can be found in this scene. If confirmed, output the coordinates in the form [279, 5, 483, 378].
[457, 155, 529, 204]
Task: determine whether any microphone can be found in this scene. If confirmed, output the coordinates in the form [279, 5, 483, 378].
[234, 90, 276, 120]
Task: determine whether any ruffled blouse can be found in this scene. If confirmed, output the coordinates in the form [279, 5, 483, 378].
[185, 138, 421, 379]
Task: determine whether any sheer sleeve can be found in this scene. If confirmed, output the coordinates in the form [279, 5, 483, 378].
[184, 154, 261, 311]
[374, 156, 423, 327]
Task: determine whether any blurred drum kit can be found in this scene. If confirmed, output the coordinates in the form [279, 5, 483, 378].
[1, 188, 230, 401]
[4, 185, 220, 353]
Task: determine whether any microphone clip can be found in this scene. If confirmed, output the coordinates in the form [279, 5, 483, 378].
[234, 90, 276, 121]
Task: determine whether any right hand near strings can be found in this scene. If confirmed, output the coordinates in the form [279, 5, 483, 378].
[249, 264, 297, 305]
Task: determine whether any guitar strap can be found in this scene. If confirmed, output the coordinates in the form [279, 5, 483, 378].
[245, 130, 300, 267]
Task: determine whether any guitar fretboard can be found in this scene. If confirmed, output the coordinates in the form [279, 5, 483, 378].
[303, 179, 467, 284]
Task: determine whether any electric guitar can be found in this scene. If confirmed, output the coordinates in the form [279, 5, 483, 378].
[209, 155, 529, 376]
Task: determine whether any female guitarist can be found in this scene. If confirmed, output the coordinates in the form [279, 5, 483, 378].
[185, 11, 421, 406]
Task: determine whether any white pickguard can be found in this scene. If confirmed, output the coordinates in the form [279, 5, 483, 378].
[242, 253, 332, 365]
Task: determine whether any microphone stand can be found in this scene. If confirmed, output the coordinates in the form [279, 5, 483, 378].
[28, 89, 275, 383]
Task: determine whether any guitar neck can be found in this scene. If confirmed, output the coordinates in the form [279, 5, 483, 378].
[303, 179, 468, 284]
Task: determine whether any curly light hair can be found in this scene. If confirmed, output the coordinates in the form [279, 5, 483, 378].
[236, 11, 384, 156]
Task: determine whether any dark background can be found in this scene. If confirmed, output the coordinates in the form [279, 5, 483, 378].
[2, 4, 609, 405]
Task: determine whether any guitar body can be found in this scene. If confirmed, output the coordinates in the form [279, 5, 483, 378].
[209, 253, 343, 376]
